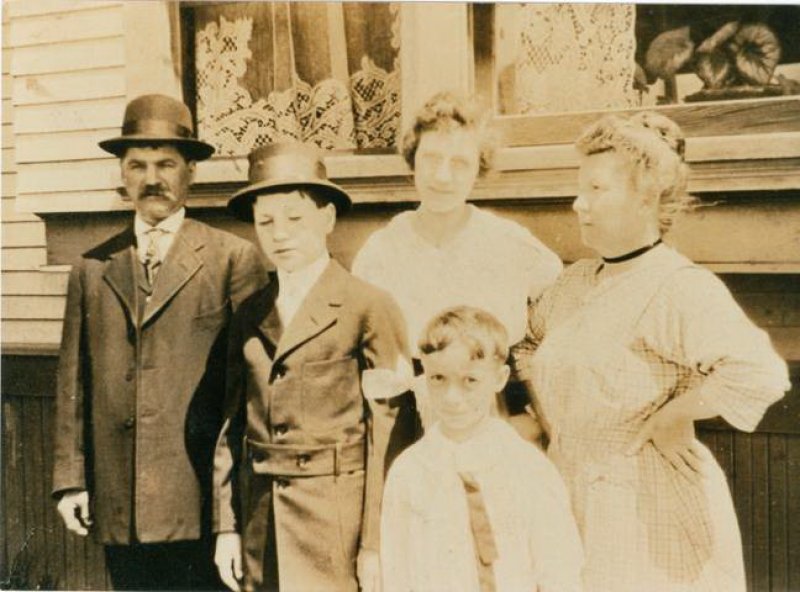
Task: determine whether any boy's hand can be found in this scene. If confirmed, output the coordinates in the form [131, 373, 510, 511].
[215, 532, 243, 591]
[56, 490, 92, 536]
[357, 548, 381, 592]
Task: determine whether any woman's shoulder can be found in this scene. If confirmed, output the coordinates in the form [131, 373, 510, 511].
[368, 210, 416, 243]
[471, 206, 560, 258]
[352, 211, 416, 272]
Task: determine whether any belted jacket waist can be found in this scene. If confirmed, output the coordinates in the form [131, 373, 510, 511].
[246, 437, 366, 477]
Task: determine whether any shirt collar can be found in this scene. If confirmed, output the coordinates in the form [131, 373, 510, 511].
[277, 252, 331, 295]
[134, 207, 186, 236]
[428, 418, 512, 472]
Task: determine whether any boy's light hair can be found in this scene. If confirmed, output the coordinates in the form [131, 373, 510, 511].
[418, 306, 509, 363]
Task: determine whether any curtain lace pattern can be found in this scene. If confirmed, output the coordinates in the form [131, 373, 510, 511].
[195, 5, 401, 156]
[499, 4, 638, 114]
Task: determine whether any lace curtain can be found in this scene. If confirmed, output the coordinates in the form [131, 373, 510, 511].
[495, 4, 638, 114]
[192, 2, 401, 156]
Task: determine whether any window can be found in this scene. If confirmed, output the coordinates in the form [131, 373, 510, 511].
[180, 2, 401, 157]
[170, 3, 798, 201]
[472, 4, 800, 116]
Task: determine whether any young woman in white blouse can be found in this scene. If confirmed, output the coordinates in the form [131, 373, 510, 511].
[352, 91, 563, 434]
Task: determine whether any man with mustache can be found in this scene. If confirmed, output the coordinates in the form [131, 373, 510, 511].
[52, 94, 267, 590]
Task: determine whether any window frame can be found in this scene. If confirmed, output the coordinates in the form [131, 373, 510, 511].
[178, 1, 800, 210]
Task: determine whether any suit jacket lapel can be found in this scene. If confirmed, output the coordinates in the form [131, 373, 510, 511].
[273, 261, 346, 362]
[102, 228, 138, 324]
[256, 277, 283, 350]
[141, 219, 204, 326]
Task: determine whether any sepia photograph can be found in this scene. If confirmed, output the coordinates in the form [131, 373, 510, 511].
[1, 1, 799, 590]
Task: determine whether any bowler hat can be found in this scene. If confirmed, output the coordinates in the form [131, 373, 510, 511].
[227, 142, 352, 221]
[99, 94, 215, 161]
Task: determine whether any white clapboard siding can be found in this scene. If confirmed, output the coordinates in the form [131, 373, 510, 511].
[9, 5, 123, 48]
[2, 319, 64, 345]
[14, 97, 126, 134]
[2, 147, 14, 171]
[16, 189, 128, 213]
[2, 45, 11, 75]
[16, 127, 119, 163]
[12, 37, 125, 75]
[2, 173, 17, 197]
[2, 269, 70, 296]
[13, 66, 126, 105]
[8, 1, 120, 18]
[2, 295, 66, 319]
[2, 124, 13, 148]
[2, 197, 39, 222]
[2, 221, 46, 247]
[2, 98, 12, 124]
[2, 247, 47, 270]
[17, 159, 119, 193]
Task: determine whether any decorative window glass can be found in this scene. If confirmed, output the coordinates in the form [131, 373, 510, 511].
[182, 2, 401, 156]
[473, 4, 800, 115]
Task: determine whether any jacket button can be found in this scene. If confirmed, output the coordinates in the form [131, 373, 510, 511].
[123, 417, 136, 429]
[297, 454, 310, 468]
[273, 424, 288, 436]
[125, 371, 134, 382]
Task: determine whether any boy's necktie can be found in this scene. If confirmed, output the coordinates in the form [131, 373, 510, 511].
[143, 228, 165, 286]
[458, 471, 498, 592]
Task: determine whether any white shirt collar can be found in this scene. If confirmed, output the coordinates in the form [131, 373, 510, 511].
[428, 418, 513, 472]
[277, 252, 331, 298]
[134, 207, 186, 237]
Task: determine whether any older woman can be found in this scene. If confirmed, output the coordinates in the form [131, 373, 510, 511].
[513, 112, 790, 591]
[353, 92, 562, 426]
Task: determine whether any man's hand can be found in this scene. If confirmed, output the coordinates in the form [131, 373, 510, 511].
[215, 532, 243, 592]
[357, 548, 381, 592]
[56, 490, 92, 536]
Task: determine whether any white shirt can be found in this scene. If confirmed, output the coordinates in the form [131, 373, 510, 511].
[352, 205, 563, 348]
[381, 418, 584, 592]
[276, 252, 330, 326]
[134, 208, 185, 265]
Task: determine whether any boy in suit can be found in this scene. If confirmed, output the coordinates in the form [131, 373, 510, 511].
[381, 306, 583, 592]
[213, 142, 411, 592]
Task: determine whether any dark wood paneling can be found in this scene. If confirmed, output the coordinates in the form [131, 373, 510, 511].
[788, 438, 800, 591]
[1, 355, 108, 590]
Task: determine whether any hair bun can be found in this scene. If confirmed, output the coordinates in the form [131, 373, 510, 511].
[630, 111, 686, 160]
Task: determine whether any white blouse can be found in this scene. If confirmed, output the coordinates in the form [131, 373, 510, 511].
[352, 205, 563, 349]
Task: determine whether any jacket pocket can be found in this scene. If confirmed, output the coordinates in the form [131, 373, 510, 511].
[301, 356, 362, 433]
[193, 300, 230, 332]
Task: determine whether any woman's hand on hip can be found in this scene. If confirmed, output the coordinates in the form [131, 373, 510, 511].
[625, 405, 707, 481]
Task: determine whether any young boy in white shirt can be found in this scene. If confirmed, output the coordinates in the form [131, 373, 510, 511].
[381, 306, 583, 592]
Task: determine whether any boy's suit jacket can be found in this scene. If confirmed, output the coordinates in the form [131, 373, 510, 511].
[214, 259, 410, 591]
[53, 218, 266, 544]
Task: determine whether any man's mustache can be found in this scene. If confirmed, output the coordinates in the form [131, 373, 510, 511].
[141, 186, 171, 198]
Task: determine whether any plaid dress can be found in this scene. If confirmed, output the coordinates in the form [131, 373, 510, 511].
[514, 245, 790, 592]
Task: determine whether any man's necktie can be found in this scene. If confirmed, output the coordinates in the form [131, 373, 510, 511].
[143, 228, 165, 286]
[458, 471, 498, 592]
